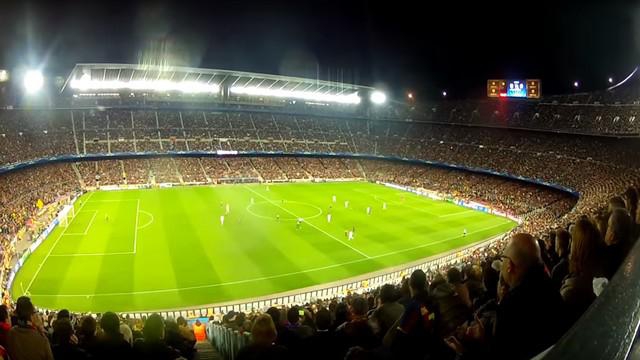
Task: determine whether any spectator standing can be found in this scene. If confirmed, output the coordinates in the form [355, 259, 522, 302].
[77, 316, 98, 354]
[51, 319, 90, 360]
[6, 296, 54, 360]
[193, 319, 207, 342]
[385, 270, 442, 359]
[133, 313, 181, 360]
[368, 284, 404, 338]
[336, 296, 377, 355]
[93, 312, 133, 360]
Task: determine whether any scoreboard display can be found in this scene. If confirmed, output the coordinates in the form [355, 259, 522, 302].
[487, 79, 540, 99]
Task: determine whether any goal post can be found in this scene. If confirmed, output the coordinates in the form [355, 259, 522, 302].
[58, 205, 75, 227]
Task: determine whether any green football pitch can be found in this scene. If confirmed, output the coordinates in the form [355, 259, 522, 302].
[12, 181, 516, 313]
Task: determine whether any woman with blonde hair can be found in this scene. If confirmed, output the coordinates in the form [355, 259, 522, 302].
[560, 218, 601, 323]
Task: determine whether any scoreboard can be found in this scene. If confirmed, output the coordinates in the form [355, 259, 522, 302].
[487, 79, 540, 99]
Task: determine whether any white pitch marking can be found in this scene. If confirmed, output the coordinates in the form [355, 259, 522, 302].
[25, 191, 95, 294]
[134, 199, 140, 253]
[49, 251, 135, 257]
[82, 211, 98, 235]
[29, 221, 512, 298]
[244, 186, 371, 259]
[136, 210, 155, 230]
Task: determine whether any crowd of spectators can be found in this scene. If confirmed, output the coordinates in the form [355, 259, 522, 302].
[208, 185, 638, 360]
[0, 298, 202, 359]
[0, 103, 639, 358]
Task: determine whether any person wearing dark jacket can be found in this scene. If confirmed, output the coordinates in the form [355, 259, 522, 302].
[51, 319, 90, 360]
[134, 313, 181, 360]
[368, 284, 404, 339]
[430, 273, 471, 337]
[385, 270, 447, 360]
[447, 233, 567, 360]
[305, 308, 338, 360]
[93, 312, 134, 360]
[494, 233, 567, 359]
[6, 297, 54, 360]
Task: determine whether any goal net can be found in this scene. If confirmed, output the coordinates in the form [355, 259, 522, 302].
[58, 205, 75, 227]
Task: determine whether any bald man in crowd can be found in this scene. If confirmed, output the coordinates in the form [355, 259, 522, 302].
[493, 233, 566, 360]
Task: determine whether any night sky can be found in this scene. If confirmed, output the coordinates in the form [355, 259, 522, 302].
[0, 0, 639, 100]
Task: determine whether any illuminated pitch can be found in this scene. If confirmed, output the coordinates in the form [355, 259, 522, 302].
[12, 182, 516, 313]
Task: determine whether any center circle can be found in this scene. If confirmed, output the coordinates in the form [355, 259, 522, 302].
[246, 201, 323, 221]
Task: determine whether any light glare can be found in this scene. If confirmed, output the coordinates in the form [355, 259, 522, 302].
[24, 70, 44, 94]
[230, 86, 361, 105]
[370, 90, 386, 104]
[70, 78, 220, 94]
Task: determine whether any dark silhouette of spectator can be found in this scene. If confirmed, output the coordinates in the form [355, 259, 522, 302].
[51, 319, 90, 360]
[332, 303, 349, 331]
[447, 267, 472, 308]
[265, 307, 290, 347]
[336, 296, 377, 355]
[133, 313, 181, 360]
[286, 306, 313, 339]
[165, 319, 195, 359]
[398, 277, 412, 307]
[385, 270, 443, 359]
[77, 316, 98, 355]
[0, 305, 11, 351]
[306, 308, 337, 360]
[6, 296, 54, 360]
[236, 314, 290, 360]
[369, 284, 404, 338]
[93, 311, 133, 360]
[551, 229, 571, 290]
[464, 265, 486, 306]
[430, 272, 471, 337]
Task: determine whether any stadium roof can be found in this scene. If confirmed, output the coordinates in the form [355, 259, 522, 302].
[63, 63, 374, 104]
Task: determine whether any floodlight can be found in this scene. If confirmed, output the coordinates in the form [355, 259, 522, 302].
[442, 91, 447, 97]
[70, 78, 220, 94]
[229, 86, 361, 105]
[370, 90, 386, 104]
[573, 81, 579, 88]
[24, 70, 44, 94]
[407, 92, 414, 99]
[608, 77, 613, 84]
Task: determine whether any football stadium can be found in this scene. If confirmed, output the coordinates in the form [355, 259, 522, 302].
[0, 2, 639, 360]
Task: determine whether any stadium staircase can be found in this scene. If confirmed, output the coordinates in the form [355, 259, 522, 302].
[197, 158, 213, 183]
[209, 324, 251, 360]
[355, 159, 367, 178]
[70, 163, 85, 188]
[195, 341, 223, 360]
